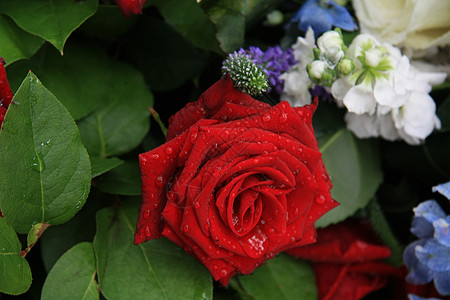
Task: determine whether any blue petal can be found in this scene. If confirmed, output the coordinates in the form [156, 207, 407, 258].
[432, 181, 450, 200]
[298, 5, 334, 34]
[415, 239, 450, 272]
[404, 240, 434, 284]
[434, 216, 450, 247]
[434, 270, 450, 296]
[411, 216, 435, 239]
[326, 0, 358, 31]
[414, 200, 446, 223]
[408, 294, 441, 300]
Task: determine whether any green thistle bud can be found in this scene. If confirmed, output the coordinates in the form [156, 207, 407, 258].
[222, 52, 269, 95]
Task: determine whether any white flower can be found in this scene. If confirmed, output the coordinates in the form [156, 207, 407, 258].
[280, 27, 315, 107]
[317, 30, 345, 67]
[309, 60, 326, 80]
[332, 33, 447, 145]
[353, 0, 450, 51]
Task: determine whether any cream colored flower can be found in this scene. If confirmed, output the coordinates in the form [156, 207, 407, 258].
[353, 0, 450, 50]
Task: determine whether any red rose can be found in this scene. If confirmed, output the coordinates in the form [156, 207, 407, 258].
[134, 76, 338, 285]
[287, 219, 400, 300]
[114, 0, 146, 18]
[0, 57, 13, 127]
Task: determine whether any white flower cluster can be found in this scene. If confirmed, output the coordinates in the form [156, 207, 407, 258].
[330, 34, 447, 145]
[282, 29, 447, 145]
[279, 27, 315, 107]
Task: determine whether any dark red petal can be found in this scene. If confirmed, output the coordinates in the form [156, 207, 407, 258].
[0, 58, 13, 108]
[135, 133, 186, 244]
[114, 0, 146, 18]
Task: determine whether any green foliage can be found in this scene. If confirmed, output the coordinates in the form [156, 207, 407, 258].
[0, 72, 91, 234]
[93, 200, 213, 300]
[0, 0, 98, 53]
[0, 218, 32, 295]
[41, 242, 99, 300]
[238, 255, 317, 300]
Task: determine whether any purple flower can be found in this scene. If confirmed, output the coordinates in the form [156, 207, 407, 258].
[238, 46, 297, 94]
[287, 0, 357, 36]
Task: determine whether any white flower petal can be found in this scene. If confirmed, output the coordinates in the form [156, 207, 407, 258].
[345, 113, 379, 138]
[343, 85, 377, 115]
[374, 78, 408, 108]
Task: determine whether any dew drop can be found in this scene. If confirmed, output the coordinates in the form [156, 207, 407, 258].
[315, 194, 326, 204]
[184, 210, 189, 216]
[155, 175, 165, 187]
[268, 227, 275, 234]
[220, 269, 228, 277]
[165, 147, 173, 155]
[279, 113, 288, 123]
[150, 153, 160, 159]
[252, 158, 259, 164]
[153, 203, 159, 209]
[183, 224, 190, 232]
[145, 226, 151, 237]
[143, 210, 151, 219]
[213, 265, 218, 270]
[262, 113, 272, 122]
[194, 201, 201, 209]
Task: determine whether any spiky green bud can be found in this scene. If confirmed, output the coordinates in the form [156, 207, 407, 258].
[222, 52, 269, 95]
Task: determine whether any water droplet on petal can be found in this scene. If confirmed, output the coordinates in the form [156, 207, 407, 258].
[262, 113, 271, 122]
[150, 154, 160, 159]
[183, 224, 190, 232]
[144, 210, 151, 219]
[279, 113, 288, 123]
[145, 226, 151, 237]
[194, 201, 200, 209]
[220, 269, 228, 277]
[165, 147, 173, 155]
[252, 158, 259, 164]
[155, 175, 165, 187]
[315, 194, 326, 204]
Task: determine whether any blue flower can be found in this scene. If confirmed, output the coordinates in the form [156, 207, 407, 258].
[404, 181, 450, 297]
[288, 0, 357, 36]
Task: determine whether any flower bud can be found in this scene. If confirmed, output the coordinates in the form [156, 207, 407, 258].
[317, 30, 345, 66]
[337, 58, 354, 75]
[308, 60, 326, 80]
[365, 48, 382, 67]
[264, 10, 283, 26]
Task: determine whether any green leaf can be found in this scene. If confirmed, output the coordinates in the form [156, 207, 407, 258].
[40, 192, 100, 272]
[150, 0, 222, 54]
[0, 72, 91, 234]
[0, 217, 32, 295]
[238, 254, 316, 300]
[0, 14, 44, 66]
[93, 200, 213, 300]
[201, 1, 245, 53]
[96, 160, 141, 196]
[90, 156, 124, 178]
[5, 42, 115, 120]
[41, 242, 99, 300]
[0, 0, 98, 53]
[77, 60, 154, 157]
[315, 129, 383, 227]
[123, 17, 206, 92]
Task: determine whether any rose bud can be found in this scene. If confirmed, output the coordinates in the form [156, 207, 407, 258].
[135, 75, 338, 285]
[114, 0, 146, 18]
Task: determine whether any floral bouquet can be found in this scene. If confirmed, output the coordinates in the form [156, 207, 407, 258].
[0, 0, 449, 300]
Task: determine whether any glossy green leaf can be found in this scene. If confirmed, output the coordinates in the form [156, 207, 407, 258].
[201, 1, 245, 53]
[41, 242, 99, 300]
[5, 43, 114, 120]
[96, 160, 141, 196]
[93, 200, 213, 300]
[238, 254, 316, 300]
[77, 60, 154, 157]
[0, 14, 44, 66]
[0, 217, 32, 295]
[315, 129, 383, 227]
[0, 0, 98, 53]
[123, 17, 205, 92]
[150, 0, 222, 54]
[90, 156, 124, 178]
[0, 72, 91, 234]
[40, 192, 100, 272]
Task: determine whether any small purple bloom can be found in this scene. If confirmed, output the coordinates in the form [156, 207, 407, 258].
[288, 0, 357, 36]
[238, 46, 297, 94]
